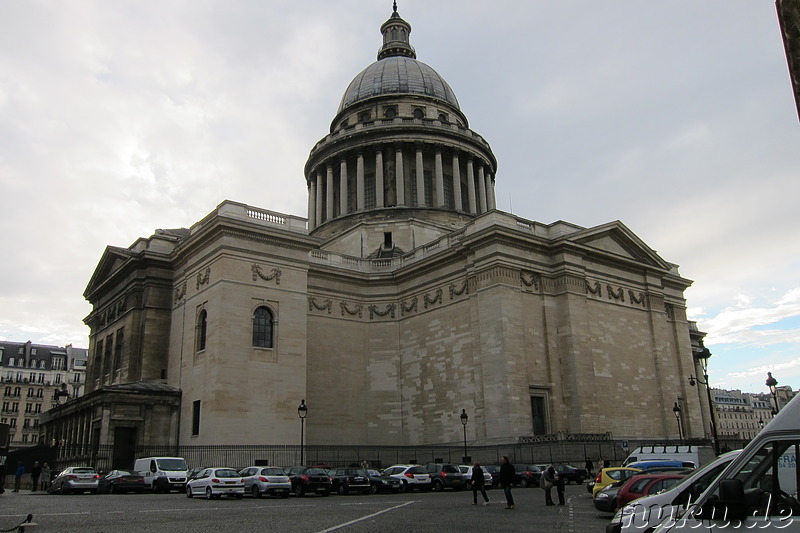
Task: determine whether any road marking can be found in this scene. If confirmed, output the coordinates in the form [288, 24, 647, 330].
[316, 500, 418, 533]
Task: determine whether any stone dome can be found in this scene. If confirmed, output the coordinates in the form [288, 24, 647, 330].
[337, 56, 460, 114]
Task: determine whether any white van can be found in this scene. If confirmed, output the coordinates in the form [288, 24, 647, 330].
[133, 456, 189, 493]
[608, 449, 741, 533]
[652, 393, 800, 532]
[622, 445, 715, 468]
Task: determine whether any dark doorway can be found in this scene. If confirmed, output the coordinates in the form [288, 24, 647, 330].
[112, 427, 137, 470]
[531, 396, 546, 435]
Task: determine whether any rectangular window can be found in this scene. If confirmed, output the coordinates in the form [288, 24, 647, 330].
[114, 328, 124, 371]
[34, 404, 41, 413]
[192, 400, 201, 436]
[103, 335, 113, 375]
[38, 373, 44, 383]
[55, 374, 62, 384]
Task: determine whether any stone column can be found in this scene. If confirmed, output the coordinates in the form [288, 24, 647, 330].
[315, 171, 323, 227]
[375, 149, 385, 208]
[415, 145, 425, 207]
[487, 173, 496, 210]
[356, 152, 365, 211]
[434, 147, 445, 207]
[307, 177, 316, 231]
[339, 159, 348, 216]
[478, 164, 488, 213]
[326, 164, 334, 222]
[395, 144, 405, 206]
[452, 152, 463, 212]
[466, 158, 477, 214]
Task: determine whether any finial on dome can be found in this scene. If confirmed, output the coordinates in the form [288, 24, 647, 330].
[378, 2, 416, 60]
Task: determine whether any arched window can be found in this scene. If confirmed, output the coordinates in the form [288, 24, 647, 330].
[252, 306, 274, 348]
[413, 108, 425, 119]
[196, 309, 207, 352]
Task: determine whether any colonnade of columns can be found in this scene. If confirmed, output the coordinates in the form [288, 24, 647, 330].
[307, 143, 496, 231]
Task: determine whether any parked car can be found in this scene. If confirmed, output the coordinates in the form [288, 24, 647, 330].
[284, 466, 333, 497]
[365, 469, 402, 494]
[483, 465, 502, 488]
[594, 480, 626, 512]
[185, 467, 244, 499]
[97, 469, 147, 494]
[48, 466, 100, 495]
[591, 467, 642, 497]
[615, 472, 685, 510]
[133, 456, 188, 493]
[514, 464, 543, 488]
[238, 466, 291, 498]
[425, 463, 466, 491]
[458, 465, 493, 488]
[624, 460, 694, 474]
[382, 465, 432, 492]
[329, 467, 371, 495]
[553, 464, 589, 484]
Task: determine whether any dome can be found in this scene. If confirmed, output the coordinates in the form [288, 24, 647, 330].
[337, 56, 460, 114]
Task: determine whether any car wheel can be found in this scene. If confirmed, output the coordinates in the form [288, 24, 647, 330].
[519, 479, 529, 488]
[251, 485, 261, 498]
[296, 485, 305, 497]
[370, 484, 378, 494]
[206, 487, 213, 500]
[433, 480, 444, 492]
[337, 484, 347, 495]
[186, 486, 193, 498]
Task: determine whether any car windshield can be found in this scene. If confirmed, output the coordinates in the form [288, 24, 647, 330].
[215, 469, 239, 478]
[114, 470, 136, 476]
[261, 468, 286, 475]
[157, 459, 187, 471]
[408, 466, 427, 475]
[73, 468, 96, 474]
[305, 468, 327, 475]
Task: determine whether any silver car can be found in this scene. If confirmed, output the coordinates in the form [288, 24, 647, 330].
[48, 466, 100, 495]
[238, 466, 291, 498]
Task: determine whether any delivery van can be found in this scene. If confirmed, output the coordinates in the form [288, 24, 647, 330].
[133, 456, 189, 493]
[622, 445, 714, 468]
[652, 393, 800, 532]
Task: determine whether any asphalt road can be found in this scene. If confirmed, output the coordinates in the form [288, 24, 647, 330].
[0, 484, 613, 533]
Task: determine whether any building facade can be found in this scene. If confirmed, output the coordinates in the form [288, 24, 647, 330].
[0, 341, 87, 448]
[42, 6, 718, 466]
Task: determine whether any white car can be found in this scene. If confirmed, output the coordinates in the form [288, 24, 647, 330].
[238, 466, 291, 498]
[382, 464, 432, 492]
[186, 467, 244, 499]
[48, 466, 100, 495]
[459, 465, 493, 488]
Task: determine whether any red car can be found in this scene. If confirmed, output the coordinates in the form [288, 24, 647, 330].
[616, 472, 686, 509]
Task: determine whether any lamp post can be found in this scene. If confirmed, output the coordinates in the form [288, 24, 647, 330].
[672, 402, 683, 445]
[689, 342, 719, 455]
[460, 409, 469, 463]
[766, 372, 780, 414]
[298, 399, 307, 465]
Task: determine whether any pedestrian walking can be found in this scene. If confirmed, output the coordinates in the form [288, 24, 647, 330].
[542, 464, 557, 506]
[13, 462, 24, 493]
[30, 461, 41, 492]
[40, 463, 51, 492]
[0, 461, 6, 494]
[585, 457, 594, 477]
[470, 461, 489, 505]
[555, 466, 566, 505]
[499, 456, 515, 510]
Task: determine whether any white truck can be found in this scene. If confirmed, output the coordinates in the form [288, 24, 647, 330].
[622, 445, 715, 468]
[133, 456, 189, 493]
[652, 393, 800, 532]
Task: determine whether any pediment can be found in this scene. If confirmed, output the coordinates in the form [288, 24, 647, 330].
[83, 246, 134, 298]
[566, 221, 670, 269]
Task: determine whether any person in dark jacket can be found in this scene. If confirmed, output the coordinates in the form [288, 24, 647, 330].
[30, 461, 41, 492]
[470, 461, 489, 505]
[543, 465, 557, 506]
[499, 456, 515, 510]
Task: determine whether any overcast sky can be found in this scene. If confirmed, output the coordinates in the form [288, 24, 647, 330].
[1, 1, 798, 395]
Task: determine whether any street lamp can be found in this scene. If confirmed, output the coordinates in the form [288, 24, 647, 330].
[298, 399, 308, 465]
[688, 342, 719, 455]
[460, 409, 469, 463]
[672, 402, 683, 445]
[766, 372, 780, 414]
